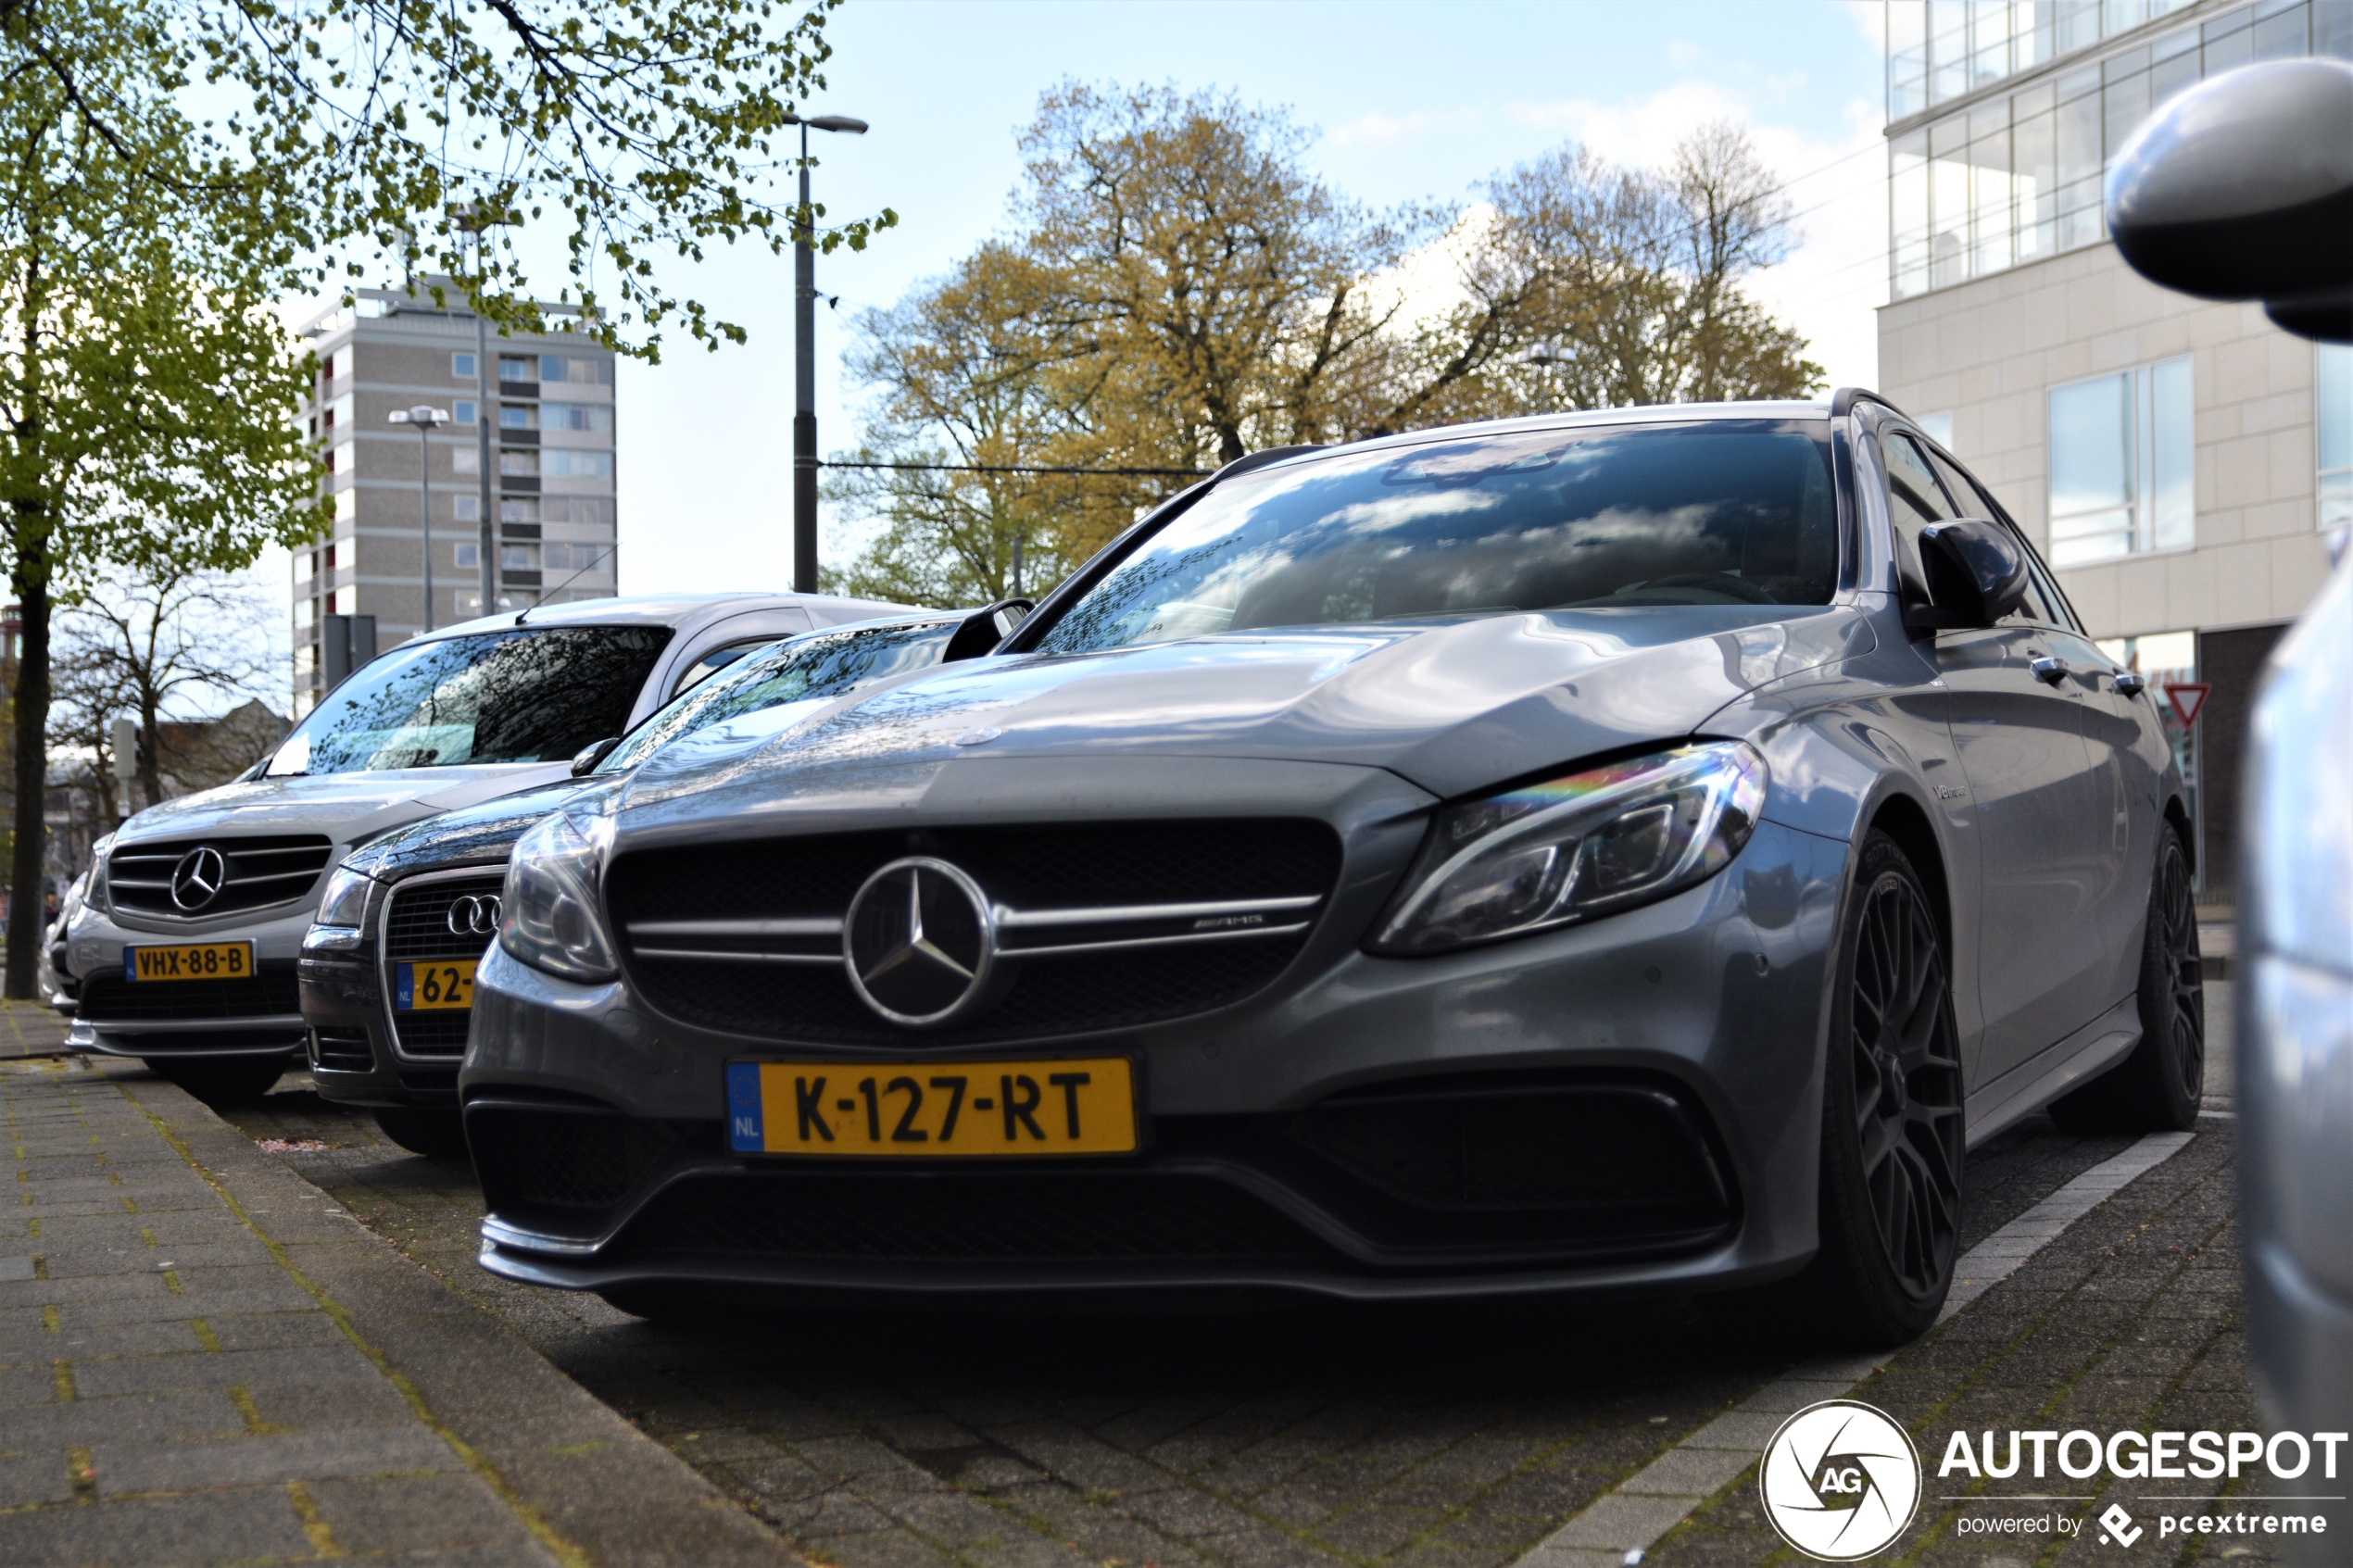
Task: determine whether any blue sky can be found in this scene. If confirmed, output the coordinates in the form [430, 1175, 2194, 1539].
[278, 0, 1893, 609]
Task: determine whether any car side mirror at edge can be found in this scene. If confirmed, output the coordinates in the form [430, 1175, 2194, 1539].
[570, 736, 621, 776]
[1905, 519, 2032, 633]
[943, 598, 1035, 662]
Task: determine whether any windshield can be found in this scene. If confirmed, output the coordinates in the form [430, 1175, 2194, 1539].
[268, 626, 673, 776]
[597, 617, 961, 771]
[1036, 421, 1838, 655]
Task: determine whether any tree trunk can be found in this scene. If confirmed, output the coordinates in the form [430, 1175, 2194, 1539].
[137, 691, 162, 809]
[6, 536, 49, 997]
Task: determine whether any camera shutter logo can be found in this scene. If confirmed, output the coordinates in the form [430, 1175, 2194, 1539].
[1758, 1399, 1922, 1561]
[447, 895, 502, 938]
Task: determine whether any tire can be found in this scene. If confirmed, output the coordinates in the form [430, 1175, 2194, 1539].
[1795, 831, 1968, 1348]
[2048, 825, 2204, 1134]
[144, 1056, 287, 1102]
[371, 1108, 470, 1160]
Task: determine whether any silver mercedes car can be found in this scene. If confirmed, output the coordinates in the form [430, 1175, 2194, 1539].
[462, 395, 2202, 1346]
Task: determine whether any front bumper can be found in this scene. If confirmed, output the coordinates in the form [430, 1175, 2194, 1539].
[465, 799, 1853, 1301]
[68, 904, 312, 1060]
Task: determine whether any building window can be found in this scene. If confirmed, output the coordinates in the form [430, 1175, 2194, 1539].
[2320, 342, 2352, 533]
[453, 351, 477, 379]
[333, 487, 357, 521]
[540, 449, 613, 479]
[2048, 357, 2193, 568]
[538, 355, 613, 385]
[453, 446, 479, 474]
[454, 495, 481, 522]
[294, 550, 313, 584]
[1888, 1, 2341, 301]
[542, 496, 612, 527]
[545, 542, 610, 572]
[499, 497, 539, 524]
[497, 356, 534, 383]
[454, 399, 477, 426]
[542, 402, 613, 433]
[500, 543, 539, 571]
[499, 404, 537, 430]
[499, 450, 538, 477]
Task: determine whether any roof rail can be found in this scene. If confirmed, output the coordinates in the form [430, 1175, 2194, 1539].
[1830, 387, 1909, 421]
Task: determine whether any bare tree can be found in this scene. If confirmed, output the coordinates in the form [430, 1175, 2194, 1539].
[53, 569, 283, 815]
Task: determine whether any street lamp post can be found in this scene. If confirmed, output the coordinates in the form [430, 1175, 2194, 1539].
[783, 111, 869, 595]
[390, 406, 452, 631]
[450, 205, 517, 621]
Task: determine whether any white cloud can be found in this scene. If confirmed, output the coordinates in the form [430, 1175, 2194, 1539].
[1327, 108, 1484, 150]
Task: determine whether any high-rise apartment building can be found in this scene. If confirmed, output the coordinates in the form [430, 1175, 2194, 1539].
[1877, 0, 2352, 897]
[290, 285, 620, 713]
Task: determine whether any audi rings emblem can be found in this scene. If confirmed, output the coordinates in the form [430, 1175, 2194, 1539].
[169, 847, 229, 912]
[447, 894, 503, 937]
[843, 857, 997, 1027]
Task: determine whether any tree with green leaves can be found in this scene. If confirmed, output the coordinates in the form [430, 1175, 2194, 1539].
[3, 0, 892, 991]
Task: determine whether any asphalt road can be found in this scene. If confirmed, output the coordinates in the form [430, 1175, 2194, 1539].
[207, 986, 2273, 1568]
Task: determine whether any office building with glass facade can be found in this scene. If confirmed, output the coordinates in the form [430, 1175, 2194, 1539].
[1877, 0, 2352, 896]
[289, 287, 620, 714]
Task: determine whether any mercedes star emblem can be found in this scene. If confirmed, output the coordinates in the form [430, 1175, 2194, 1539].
[169, 847, 229, 912]
[842, 857, 997, 1027]
[447, 895, 503, 937]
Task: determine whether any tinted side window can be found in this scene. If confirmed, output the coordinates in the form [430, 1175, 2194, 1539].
[1925, 448, 2070, 628]
[1881, 431, 1957, 598]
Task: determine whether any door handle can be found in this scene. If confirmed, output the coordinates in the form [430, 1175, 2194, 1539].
[2029, 656, 2069, 684]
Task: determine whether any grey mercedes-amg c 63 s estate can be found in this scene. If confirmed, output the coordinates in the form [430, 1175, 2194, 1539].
[463, 393, 2204, 1346]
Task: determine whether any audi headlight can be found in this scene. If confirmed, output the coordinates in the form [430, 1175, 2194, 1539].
[315, 864, 374, 931]
[1369, 741, 1768, 956]
[498, 810, 618, 981]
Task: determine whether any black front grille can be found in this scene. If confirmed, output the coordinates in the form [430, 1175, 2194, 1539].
[107, 835, 333, 920]
[310, 1027, 375, 1073]
[616, 1172, 1333, 1264]
[469, 1107, 686, 1211]
[79, 961, 302, 1023]
[384, 874, 507, 961]
[610, 821, 1340, 1044]
[384, 874, 504, 1057]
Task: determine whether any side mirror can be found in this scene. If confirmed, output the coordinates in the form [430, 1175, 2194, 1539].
[1906, 519, 2031, 633]
[570, 736, 621, 776]
[2107, 59, 2353, 342]
[943, 598, 1034, 662]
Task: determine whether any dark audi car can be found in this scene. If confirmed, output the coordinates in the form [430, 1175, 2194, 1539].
[299, 608, 1013, 1154]
[464, 395, 2203, 1346]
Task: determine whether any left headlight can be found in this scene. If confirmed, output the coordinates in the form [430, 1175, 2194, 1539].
[1368, 741, 1768, 956]
[86, 834, 115, 914]
[498, 810, 619, 981]
[315, 864, 374, 930]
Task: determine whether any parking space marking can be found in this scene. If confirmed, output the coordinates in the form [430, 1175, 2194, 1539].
[1511, 1129, 2196, 1568]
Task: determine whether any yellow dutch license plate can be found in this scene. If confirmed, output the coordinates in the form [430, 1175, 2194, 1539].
[395, 960, 476, 1011]
[123, 941, 253, 983]
[725, 1058, 1139, 1158]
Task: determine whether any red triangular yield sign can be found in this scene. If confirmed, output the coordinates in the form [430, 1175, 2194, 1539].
[2164, 681, 2210, 730]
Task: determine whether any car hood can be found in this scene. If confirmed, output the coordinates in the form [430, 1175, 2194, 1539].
[345, 777, 590, 882]
[114, 763, 573, 850]
[622, 607, 1874, 818]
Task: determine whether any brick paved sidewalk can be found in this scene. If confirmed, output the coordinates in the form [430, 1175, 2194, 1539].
[0, 998, 70, 1061]
[0, 1055, 801, 1568]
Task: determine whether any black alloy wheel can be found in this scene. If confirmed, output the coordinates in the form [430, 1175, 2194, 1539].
[2050, 826, 2204, 1133]
[1796, 831, 1967, 1347]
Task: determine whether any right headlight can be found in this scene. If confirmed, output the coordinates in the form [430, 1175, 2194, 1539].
[1368, 741, 1768, 956]
[498, 809, 619, 981]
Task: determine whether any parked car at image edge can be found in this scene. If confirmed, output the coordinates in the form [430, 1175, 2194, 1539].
[297, 605, 1026, 1154]
[457, 394, 2205, 1347]
[63, 591, 913, 1097]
